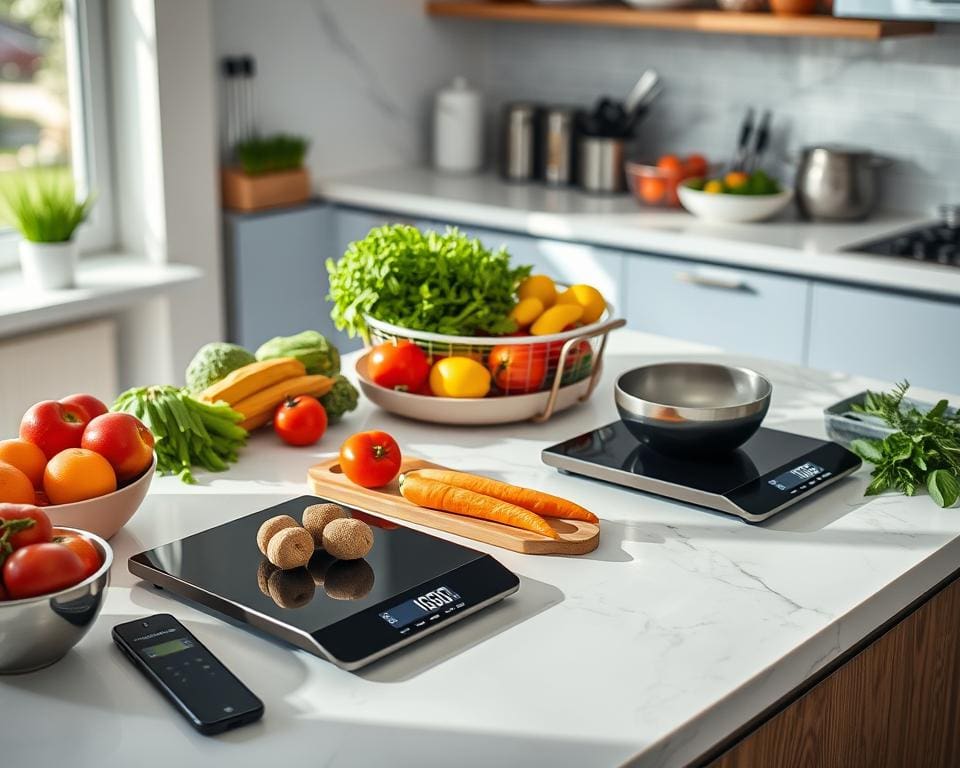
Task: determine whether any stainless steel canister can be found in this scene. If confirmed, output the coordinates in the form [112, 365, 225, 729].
[501, 103, 539, 182]
[540, 106, 577, 186]
[578, 136, 626, 194]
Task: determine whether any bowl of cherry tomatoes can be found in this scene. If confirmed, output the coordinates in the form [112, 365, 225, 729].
[0, 507, 112, 674]
[626, 153, 709, 208]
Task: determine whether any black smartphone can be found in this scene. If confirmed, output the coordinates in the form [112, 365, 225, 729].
[113, 614, 264, 735]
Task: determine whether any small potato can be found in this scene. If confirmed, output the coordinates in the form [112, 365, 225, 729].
[322, 518, 373, 561]
[267, 526, 315, 570]
[302, 503, 346, 547]
[257, 515, 298, 555]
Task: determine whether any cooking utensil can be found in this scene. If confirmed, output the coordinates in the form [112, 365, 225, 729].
[579, 136, 627, 193]
[308, 457, 599, 555]
[795, 144, 891, 221]
[614, 362, 772, 456]
[730, 108, 755, 172]
[746, 109, 772, 172]
[539, 106, 578, 185]
[0, 528, 112, 674]
[678, 184, 793, 223]
[624, 70, 661, 134]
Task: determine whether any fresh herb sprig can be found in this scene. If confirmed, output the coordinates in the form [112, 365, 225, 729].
[850, 381, 960, 507]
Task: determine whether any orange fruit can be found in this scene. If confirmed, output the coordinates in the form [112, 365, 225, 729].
[656, 154, 683, 175]
[0, 438, 48, 489]
[639, 176, 666, 204]
[0, 460, 37, 504]
[43, 448, 117, 505]
[724, 171, 750, 190]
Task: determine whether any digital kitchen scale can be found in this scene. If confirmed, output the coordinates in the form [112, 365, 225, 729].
[542, 422, 862, 523]
[128, 496, 520, 670]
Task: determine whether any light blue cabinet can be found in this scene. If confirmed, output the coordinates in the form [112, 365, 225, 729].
[625, 256, 811, 364]
[808, 284, 960, 391]
[452, 224, 627, 311]
[332, 208, 431, 257]
[224, 203, 359, 352]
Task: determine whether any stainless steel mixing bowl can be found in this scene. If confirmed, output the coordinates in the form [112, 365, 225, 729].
[615, 362, 772, 456]
[0, 527, 112, 674]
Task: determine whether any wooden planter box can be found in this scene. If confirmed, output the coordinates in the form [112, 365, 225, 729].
[221, 167, 311, 212]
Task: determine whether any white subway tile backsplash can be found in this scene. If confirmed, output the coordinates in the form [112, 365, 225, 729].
[478, 22, 960, 214]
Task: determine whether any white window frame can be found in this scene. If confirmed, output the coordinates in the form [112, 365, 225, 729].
[0, 0, 115, 268]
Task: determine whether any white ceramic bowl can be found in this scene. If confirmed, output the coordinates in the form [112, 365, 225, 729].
[44, 454, 155, 540]
[356, 354, 596, 425]
[677, 185, 794, 223]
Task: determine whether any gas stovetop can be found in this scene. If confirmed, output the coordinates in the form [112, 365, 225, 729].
[849, 205, 960, 267]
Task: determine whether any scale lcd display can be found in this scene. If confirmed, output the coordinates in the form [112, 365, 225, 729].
[768, 462, 824, 492]
[379, 586, 463, 630]
[143, 637, 195, 659]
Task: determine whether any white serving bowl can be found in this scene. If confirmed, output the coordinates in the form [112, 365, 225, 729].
[677, 185, 794, 223]
[356, 354, 596, 425]
[44, 454, 155, 540]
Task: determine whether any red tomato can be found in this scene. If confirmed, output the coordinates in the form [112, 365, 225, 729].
[488, 345, 547, 394]
[3, 542, 86, 599]
[368, 341, 430, 392]
[339, 431, 402, 488]
[560, 340, 594, 384]
[0, 504, 52, 552]
[684, 153, 708, 178]
[60, 394, 109, 421]
[273, 396, 328, 447]
[53, 532, 102, 580]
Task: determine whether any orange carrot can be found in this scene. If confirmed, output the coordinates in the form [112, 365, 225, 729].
[408, 468, 598, 524]
[399, 474, 559, 540]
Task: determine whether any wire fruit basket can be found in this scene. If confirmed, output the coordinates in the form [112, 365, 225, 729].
[359, 300, 625, 424]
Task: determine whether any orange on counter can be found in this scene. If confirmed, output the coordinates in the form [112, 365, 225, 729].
[43, 448, 117, 505]
[0, 460, 37, 504]
[0, 438, 47, 489]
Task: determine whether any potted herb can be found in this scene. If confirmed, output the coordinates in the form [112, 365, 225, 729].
[0, 169, 94, 290]
[222, 134, 311, 211]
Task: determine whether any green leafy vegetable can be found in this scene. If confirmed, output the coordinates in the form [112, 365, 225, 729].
[850, 381, 960, 508]
[327, 225, 531, 338]
[235, 134, 308, 175]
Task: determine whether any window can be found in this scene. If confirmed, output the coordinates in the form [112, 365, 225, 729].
[0, 0, 113, 267]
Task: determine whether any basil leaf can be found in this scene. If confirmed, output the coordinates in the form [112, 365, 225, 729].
[851, 438, 883, 464]
[928, 470, 960, 508]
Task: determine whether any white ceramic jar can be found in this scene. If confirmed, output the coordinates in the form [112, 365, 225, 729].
[19, 239, 77, 290]
[433, 76, 484, 174]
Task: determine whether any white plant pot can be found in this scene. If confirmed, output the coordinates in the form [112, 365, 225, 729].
[19, 240, 77, 291]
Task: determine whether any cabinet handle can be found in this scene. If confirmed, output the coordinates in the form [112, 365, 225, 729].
[675, 271, 750, 292]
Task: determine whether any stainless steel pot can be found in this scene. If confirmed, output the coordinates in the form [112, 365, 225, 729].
[578, 136, 626, 194]
[795, 145, 890, 221]
[615, 362, 772, 457]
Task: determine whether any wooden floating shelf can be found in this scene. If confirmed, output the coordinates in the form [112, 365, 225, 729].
[426, 1, 934, 40]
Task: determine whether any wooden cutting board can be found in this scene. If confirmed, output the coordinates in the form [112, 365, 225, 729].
[307, 456, 599, 556]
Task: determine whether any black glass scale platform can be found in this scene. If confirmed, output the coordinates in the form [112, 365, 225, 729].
[542, 421, 861, 523]
[129, 496, 520, 670]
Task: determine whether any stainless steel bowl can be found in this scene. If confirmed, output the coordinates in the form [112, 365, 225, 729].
[0, 528, 112, 674]
[795, 145, 890, 222]
[615, 362, 772, 456]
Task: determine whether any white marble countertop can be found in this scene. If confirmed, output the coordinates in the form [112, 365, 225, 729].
[5, 331, 960, 768]
[319, 167, 960, 300]
[0, 256, 202, 337]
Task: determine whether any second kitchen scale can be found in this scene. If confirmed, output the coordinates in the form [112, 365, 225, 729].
[542, 421, 862, 523]
[129, 496, 519, 670]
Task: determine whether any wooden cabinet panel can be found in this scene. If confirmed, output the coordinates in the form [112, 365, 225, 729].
[708, 575, 960, 768]
[808, 283, 960, 391]
[626, 256, 811, 364]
